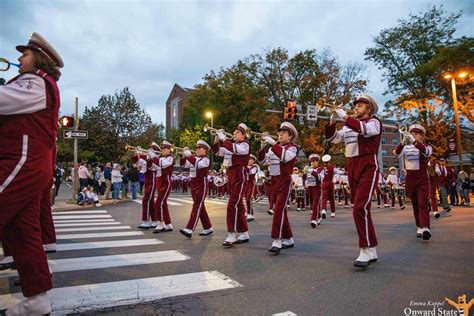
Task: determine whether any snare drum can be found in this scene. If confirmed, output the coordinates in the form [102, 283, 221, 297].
[382, 185, 390, 194]
[296, 187, 306, 199]
[395, 186, 405, 197]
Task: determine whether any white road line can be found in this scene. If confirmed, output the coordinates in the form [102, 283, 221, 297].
[56, 226, 131, 233]
[0, 239, 163, 255]
[53, 215, 112, 219]
[52, 210, 107, 215]
[0, 271, 242, 314]
[54, 222, 122, 227]
[54, 219, 115, 223]
[273, 312, 297, 316]
[0, 250, 189, 279]
[133, 199, 183, 206]
[168, 197, 228, 206]
[57, 231, 144, 239]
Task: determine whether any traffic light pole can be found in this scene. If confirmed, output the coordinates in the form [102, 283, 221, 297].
[72, 97, 79, 200]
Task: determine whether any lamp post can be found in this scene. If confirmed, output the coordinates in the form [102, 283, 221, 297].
[444, 72, 467, 170]
[206, 112, 214, 167]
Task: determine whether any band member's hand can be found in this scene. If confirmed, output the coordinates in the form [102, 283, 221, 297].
[214, 135, 220, 144]
[260, 140, 266, 149]
[147, 148, 156, 159]
[329, 113, 338, 125]
[407, 134, 415, 144]
[334, 108, 347, 120]
[402, 136, 409, 146]
[262, 135, 276, 145]
[183, 149, 192, 157]
[217, 130, 226, 141]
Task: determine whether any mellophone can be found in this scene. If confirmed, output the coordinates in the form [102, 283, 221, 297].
[0, 58, 20, 72]
[203, 123, 278, 142]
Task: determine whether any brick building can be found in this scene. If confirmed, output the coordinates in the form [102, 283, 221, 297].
[165, 83, 193, 136]
[380, 119, 402, 173]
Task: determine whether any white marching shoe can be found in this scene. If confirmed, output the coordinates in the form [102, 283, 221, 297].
[416, 227, 423, 238]
[268, 239, 282, 254]
[310, 220, 318, 228]
[199, 228, 214, 236]
[0, 256, 14, 270]
[164, 223, 174, 231]
[246, 214, 255, 222]
[368, 247, 378, 263]
[321, 209, 327, 219]
[150, 221, 158, 228]
[137, 221, 151, 229]
[434, 211, 440, 219]
[422, 227, 431, 241]
[282, 238, 295, 249]
[267, 209, 274, 215]
[179, 228, 193, 238]
[353, 248, 372, 268]
[4, 291, 51, 315]
[223, 232, 236, 247]
[153, 222, 164, 233]
[235, 231, 250, 244]
[331, 212, 336, 218]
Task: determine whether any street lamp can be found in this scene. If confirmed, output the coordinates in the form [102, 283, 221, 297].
[444, 72, 467, 170]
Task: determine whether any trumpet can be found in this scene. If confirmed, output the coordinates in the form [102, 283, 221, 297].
[125, 144, 161, 155]
[173, 146, 195, 154]
[399, 125, 409, 137]
[0, 58, 20, 72]
[203, 123, 234, 139]
[248, 128, 278, 141]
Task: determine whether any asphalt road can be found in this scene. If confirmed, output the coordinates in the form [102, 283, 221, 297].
[1, 187, 473, 315]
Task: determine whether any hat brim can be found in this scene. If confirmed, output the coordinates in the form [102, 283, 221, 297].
[278, 127, 296, 138]
[16, 45, 29, 53]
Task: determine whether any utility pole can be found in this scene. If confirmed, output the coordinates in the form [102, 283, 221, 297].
[72, 97, 79, 200]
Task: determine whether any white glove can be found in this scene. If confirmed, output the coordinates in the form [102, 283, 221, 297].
[263, 135, 276, 145]
[183, 149, 192, 157]
[334, 108, 347, 119]
[329, 113, 338, 125]
[217, 130, 226, 141]
[407, 134, 415, 144]
[147, 148, 156, 159]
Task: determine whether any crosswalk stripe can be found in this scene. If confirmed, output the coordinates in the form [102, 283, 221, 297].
[133, 199, 183, 206]
[57, 231, 144, 239]
[52, 210, 107, 215]
[0, 250, 189, 279]
[0, 271, 241, 314]
[168, 197, 228, 206]
[0, 239, 163, 255]
[54, 219, 115, 223]
[54, 222, 122, 227]
[56, 226, 131, 233]
[53, 215, 112, 219]
[54, 239, 164, 251]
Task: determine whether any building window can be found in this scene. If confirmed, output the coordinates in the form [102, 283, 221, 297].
[381, 137, 387, 144]
[395, 162, 400, 168]
[392, 138, 399, 145]
[382, 149, 388, 156]
[171, 99, 179, 129]
[383, 162, 389, 169]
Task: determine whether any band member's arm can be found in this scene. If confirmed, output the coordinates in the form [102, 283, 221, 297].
[0, 74, 48, 115]
[222, 140, 249, 155]
[211, 142, 220, 154]
[258, 147, 268, 163]
[325, 124, 345, 144]
[345, 117, 381, 137]
[196, 157, 210, 169]
[270, 144, 297, 162]
[180, 156, 194, 167]
[160, 156, 174, 168]
[394, 143, 404, 156]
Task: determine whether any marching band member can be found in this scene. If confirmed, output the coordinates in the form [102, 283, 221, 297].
[0, 32, 63, 315]
[212, 123, 250, 246]
[263, 169, 275, 215]
[339, 169, 350, 208]
[375, 172, 388, 208]
[386, 167, 405, 210]
[427, 157, 441, 218]
[244, 155, 259, 222]
[179, 141, 214, 238]
[320, 155, 343, 218]
[334, 169, 341, 206]
[292, 169, 305, 211]
[259, 122, 299, 254]
[133, 142, 160, 229]
[307, 154, 325, 228]
[182, 172, 190, 193]
[394, 124, 433, 240]
[208, 170, 217, 198]
[152, 141, 174, 233]
[326, 93, 380, 268]
[435, 158, 452, 213]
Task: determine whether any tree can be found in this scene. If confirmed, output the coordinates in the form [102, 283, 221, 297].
[79, 87, 153, 162]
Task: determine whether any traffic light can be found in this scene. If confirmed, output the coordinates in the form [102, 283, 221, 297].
[284, 100, 296, 120]
[60, 116, 75, 128]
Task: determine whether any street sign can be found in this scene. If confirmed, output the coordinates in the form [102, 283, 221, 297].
[307, 105, 317, 121]
[63, 130, 88, 139]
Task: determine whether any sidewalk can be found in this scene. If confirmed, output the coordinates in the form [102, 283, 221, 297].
[52, 197, 135, 212]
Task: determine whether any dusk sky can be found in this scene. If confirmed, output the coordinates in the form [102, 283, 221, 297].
[1, 0, 472, 125]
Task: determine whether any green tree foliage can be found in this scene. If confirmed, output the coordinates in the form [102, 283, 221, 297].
[79, 87, 153, 162]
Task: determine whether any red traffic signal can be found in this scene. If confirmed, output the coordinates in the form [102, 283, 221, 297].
[60, 116, 75, 128]
[284, 106, 296, 120]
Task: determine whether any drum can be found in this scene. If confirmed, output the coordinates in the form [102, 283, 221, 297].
[395, 186, 405, 197]
[296, 187, 306, 199]
[382, 185, 390, 194]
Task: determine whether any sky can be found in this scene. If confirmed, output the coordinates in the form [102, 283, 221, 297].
[1, 0, 472, 125]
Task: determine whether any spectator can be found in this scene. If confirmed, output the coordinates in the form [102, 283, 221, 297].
[54, 164, 62, 197]
[111, 164, 123, 200]
[98, 165, 105, 195]
[78, 161, 91, 191]
[77, 186, 102, 207]
[458, 171, 471, 207]
[138, 157, 146, 194]
[122, 167, 130, 199]
[104, 162, 112, 199]
[129, 164, 140, 200]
